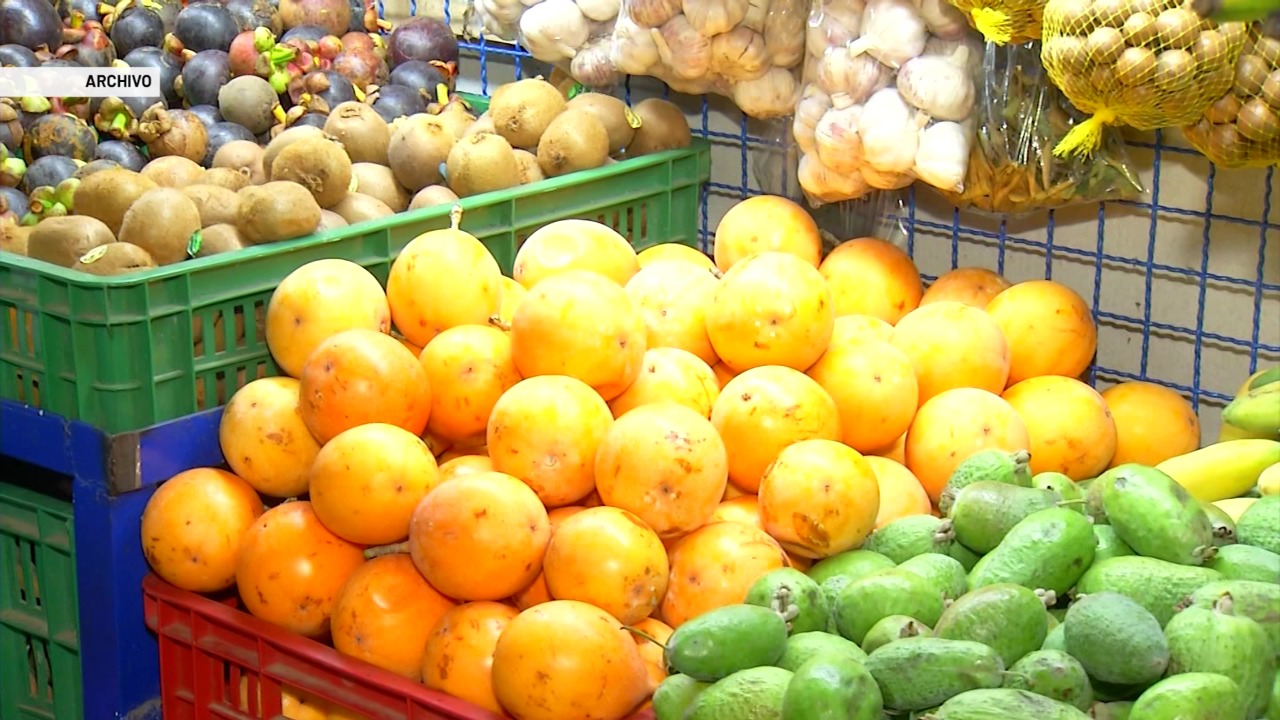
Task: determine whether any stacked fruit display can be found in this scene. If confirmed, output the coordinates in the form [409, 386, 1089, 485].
[138, 193, 1280, 720]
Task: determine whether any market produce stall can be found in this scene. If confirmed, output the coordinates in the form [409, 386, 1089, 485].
[0, 0, 1277, 718]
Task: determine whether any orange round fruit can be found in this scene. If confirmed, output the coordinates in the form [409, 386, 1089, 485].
[709, 495, 763, 529]
[920, 267, 1011, 309]
[265, 259, 390, 378]
[510, 505, 587, 611]
[419, 324, 521, 443]
[386, 224, 503, 348]
[630, 617, 675, 691]
[219, 377, 321, 498]
[758, 439, 880, 558]
[661, 521, 788, 627]
[985, 280, 1097, 384]
[1101, 381, 1201, 467]
[819, 237, 924, 325]
[713, 195, 822, 271]
[862, 456, 933, 528]
[497, 276, 526, 326]
[607, 347, 720, 419]
[422, 601, 520, 714]
[513, 219, 639, 288]
[1003, 376, 1118, 480]
[624, 259, 719, 365]
[437, 454, 494, 483]
[141, 468, 264, 593]
[829, 314, 894, 345]
[870, 433, 907, 465]
[542, 506, 669, 624]
[891, 301, 1011, 404]
[904, 388, 1031, 502]
[807, 338, 918, 452]
[705, 251, 834, 372]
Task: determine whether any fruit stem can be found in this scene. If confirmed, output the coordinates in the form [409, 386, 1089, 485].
[487, 315, 511, 332]
[769, 585, 800, 631]
[448, 203, 464, 230]
[364, 542, 410, 559]
[1012, 449, 1032, 464]
[623, 626, 667, 649]
[1213, 592, 1235, 616]
[1034, 588, 1057, 608]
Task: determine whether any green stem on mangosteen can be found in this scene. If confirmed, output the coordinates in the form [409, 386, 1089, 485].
[1, 158, 26, 181]
[253, 27, 277, 52]
[187, 229, 203, 258]
[109, 111, 129, 132]
[269, 71, 290, 95]
[364, 542, 410, 559]
[55, 179, 79, 212]
[267, 45, 296, 69]
[45, 203, 67, 219]
[20, 212, 39, 226]
[20, 97, 51, 114]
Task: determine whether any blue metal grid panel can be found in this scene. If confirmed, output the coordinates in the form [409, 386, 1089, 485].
[400, 0, 1278, 440]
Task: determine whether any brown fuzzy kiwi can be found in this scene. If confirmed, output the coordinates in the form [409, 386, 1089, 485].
[191, 224, 247, 258]
[73, 168, 158, 236]
[201, 167, 252, 191]
[324, 102, 391, 165]
[409, 184, 460, 210]
[1, 222, 30, 255]
[212, 140, 267, 185]
[317, 209, 349, 230]
[537, 108, 609, 178]
[567, 93, 636, 155]
[445, 132, 521, 198]
[72, 242, 158, 275]
[27, 216, 116, 267]
[118, 188, 204, 265]
[331, 193, 395, 224]
[351, 163, 409, 211]
[387, 115, 453, 191]
[139, 106, 208, 163]
[181, 184, 241, 227]
[461, 111, 496, 139]
[512, 149, 545, 185]
[236, 181, 322, 244]
[262, 125, 327, 172]
[625, 98, 692, 157]
[435, 100, 476, 140]
[489, 77, 566, 149]
[141, 156, 206, 188]
[270, 136, 353, 209]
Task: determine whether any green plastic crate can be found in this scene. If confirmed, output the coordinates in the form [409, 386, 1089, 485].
[0, 93, 711, 434]
[0, 482, 80, 720]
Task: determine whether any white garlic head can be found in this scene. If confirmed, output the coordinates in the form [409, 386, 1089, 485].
[519, 0, 591, 61]
[683, 0, 749, 36]
[627, 0, 682, 27]
[711, 27, 770, 81]
[731, 66, 799, 118]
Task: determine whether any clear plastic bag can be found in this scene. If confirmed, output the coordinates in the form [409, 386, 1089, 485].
[467, 0, 625, 89]
[1183, 25, 1280, 168]
[793, 0, 983, 206]
[944, 0, 1043, 45]
[939, 41, 1145, 214]
[608, 0, 808, 118]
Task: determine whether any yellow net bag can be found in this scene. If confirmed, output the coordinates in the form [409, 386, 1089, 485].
[1040, 0, 1249, 158]
[945, 0, 1044, 45]
[1183, 25, 1280, 167]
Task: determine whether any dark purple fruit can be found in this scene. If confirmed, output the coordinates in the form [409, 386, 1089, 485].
[21, 155, 79, 193]
[180, 50, 231, 107]
[387, 17, 457, 69]
[42, 57, 82, 69]
[280, 24, 329, 43]
[203, 121, 255, 166]
[0, 44, 40, 67]
[74, 158, 121, 178]
[225, 0, 282, 35]
[59, 23, 116, 67]
[188, 104, 222, 128]
[110, 6, 166, 58]
[124, 46, 183, 108]
[122, 95, 164, 119]
[290, 112, 327, 129]
[0, 0, 63, 52]
[0, 104, 23, 152]
[23, 113, 98, 163]
[389, 59, 451, 95]
[174, 3, 239, 53]
[302, 70, 355, 109]
[57, 0, 105, 24]
[370, 84, 424, 122]
[0, 187, 27, 220]
[94, 139, 146, 170]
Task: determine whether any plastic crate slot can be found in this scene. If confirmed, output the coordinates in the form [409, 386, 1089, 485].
[27, 634, 53, 703]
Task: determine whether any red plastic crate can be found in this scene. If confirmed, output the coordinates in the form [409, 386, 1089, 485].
[142, 574, 657, 720]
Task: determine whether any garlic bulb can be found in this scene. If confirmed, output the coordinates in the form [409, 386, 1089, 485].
[684, 0, 749, 36]
[814, 104, 863, 174]
[610, 14, 660, 73]
[653, 16, 712, 80]
[663, 72, 718, 94]
[916, 0, 969, 40]
[711, 27, 770, 81]
[577, 0, 621, 21]
[846, 0, 927, 68]
[816, 47, 888, 102]
[764, 0, 809, 68]
[572, 38, 622, 86]
[896, 46, 975, 121]
[861, 164, 913, 189]
[800, 153, 873, 202]
[793, 88, 832, 155]
[859, 87, 919, 173]
[475, 0, 524, 39]
[741, 0, 769, 32]
[731, 66, 799, 118]
[628, 0, 681, 27]
[913, 121, 968, 192]
[519, 0, 590, 60]
[807, 8, 860, 57]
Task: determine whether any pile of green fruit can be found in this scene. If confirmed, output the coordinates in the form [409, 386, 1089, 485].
[648, 450, 1280, 720]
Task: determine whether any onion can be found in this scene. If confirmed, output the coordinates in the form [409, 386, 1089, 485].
[1204, 93, 1242, 124]
[1152, 8, 1199, 51]
[1237, 97, 1280, 142]
[1234, 54, 1269, 97]
[1085, 26, 1126, 65]
[1153, 49, 1194, 92]
[1263, 70, 1280, 111]
[1191, 30, 1229, 72]
[1121, 12, 1157, 46]
[1115, 46, 1157, 86]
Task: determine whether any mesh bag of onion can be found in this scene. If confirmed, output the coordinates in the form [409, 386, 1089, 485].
[1182, 24, 1280, 168]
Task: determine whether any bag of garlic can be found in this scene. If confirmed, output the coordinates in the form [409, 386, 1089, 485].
[939, 41, 1144, 214]
[1039, 0, 1250, 159]
[608, 0, 809, 118]
[793, 0, 984, 205]
[943, 0, 1043, 46]
[503, 0, 627, 89]
[1182, 25, 1280, 168]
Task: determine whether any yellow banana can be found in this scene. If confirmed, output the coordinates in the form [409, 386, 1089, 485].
[1259, 462, 1280, 497]
[1214, 497, 1259, 522]
[1155, 438, 1280, 502]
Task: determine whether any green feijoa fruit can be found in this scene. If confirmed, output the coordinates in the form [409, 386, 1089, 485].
[1003, 649, 1094, 711]
[745, 568, 828, 634]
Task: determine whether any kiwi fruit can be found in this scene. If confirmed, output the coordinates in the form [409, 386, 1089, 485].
[1, 222, 30, 255]
[625, 98, 692, 157]
[72, 242, 157, 275]
[74, 168, 159, 236]
[537, 108, 609, 178]
[236, 181, 322, 244]
[201, 167, 253, 191]
[567, 93, 636, 155]
[191, 224, 247, 258]
[119, 188, 204, 265]
[512, 149, 545, 185]
[435, 101, 477, 140]
[489, 77, 566, 149]
[409, 185, 459, 210]
[331, 193, 395, 224]
[270, 136, 353, 208]
[262, 125, 327, 175]
[27, 216, 116, 267]
[317, 209, 349, 230]
[324, 101, 391, 165]
[461, 111, 496, 139]
[181, 184, 241, 227]
[351, 163, 409, 211]
[445, 132, 521, 198]
[141, 156, 206, 188]
[212, 140, 267, 185]
[387, 115, 453, 191]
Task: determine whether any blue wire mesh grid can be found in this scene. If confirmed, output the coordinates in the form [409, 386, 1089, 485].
[387, 0, 1278, 440]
